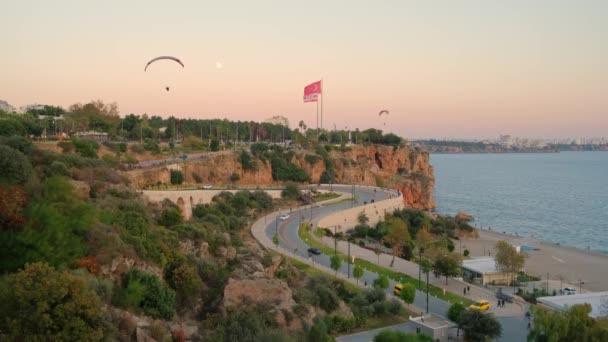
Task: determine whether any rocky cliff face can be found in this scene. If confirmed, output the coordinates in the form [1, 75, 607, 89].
[126, 144, 435, 210]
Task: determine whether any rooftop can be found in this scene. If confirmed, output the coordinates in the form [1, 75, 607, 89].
[462, 256, 501, 274]
[410, 314, 456, 329]
[537, 291, 608, 318]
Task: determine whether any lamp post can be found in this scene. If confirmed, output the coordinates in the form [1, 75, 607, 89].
[426, 264, 430, 313]
[418, 247, 425, 290]
[334, 226, 337, 255]
[347, 239, 351, 278]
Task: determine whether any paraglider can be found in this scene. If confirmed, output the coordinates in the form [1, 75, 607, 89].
[144, 56, 184, 71]
[378, 110, 389, 126]
[144, 56, 184, 91]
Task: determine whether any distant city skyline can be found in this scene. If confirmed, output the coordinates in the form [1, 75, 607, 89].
[2, 1, 607, 139]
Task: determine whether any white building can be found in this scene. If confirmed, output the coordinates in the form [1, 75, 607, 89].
[0, 100, 16, 112]
[538, 292, 608, 318]
[462, 257, 514, 286]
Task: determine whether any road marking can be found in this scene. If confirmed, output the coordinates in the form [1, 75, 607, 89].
[552, 256, 565, 264]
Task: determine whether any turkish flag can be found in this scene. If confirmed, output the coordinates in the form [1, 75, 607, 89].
[303, 80, 322, 102]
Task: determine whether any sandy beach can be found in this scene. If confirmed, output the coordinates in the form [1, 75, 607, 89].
[457, 228, 608, 292]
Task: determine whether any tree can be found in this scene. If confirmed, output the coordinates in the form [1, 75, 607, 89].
[210, 139, 220, 151]
[384, 217, 411, 267]
[399, 283, 416, 308]
[170, 170, 184, 185]
[0, 145, 32, 186]
[494, 240, 526, 286]
[164, 255, 202, 305]
[358, 211, 369, 225]
[281, 182, 301, 200]
[307, 317, 331, 342]
[415, 227, 434, 250]
[374, 330, 433, 342]
[353, 264, 364, 285]
[330, 255, 342, 277]
[447, 303, 466, 337]
[373, 275, 389, 289]
[459, 309, 502, 342]
[230, 172, 241, 183]
[0, 262, 109, 341]
[374, 245, 382, 265]
[529, 304, 608, 342]
[433, 253, 462, 285]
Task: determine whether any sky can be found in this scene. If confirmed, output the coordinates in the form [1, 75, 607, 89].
[1, 0, 607, 139]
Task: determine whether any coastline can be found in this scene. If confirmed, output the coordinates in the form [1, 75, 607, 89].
[459, 226, 608, 292]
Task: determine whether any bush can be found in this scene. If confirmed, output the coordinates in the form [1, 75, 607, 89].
[463, 249, 470, 257]
[72, 138, 100, 158]
[170, 170, 184, 185]
[164, 255, 203, 304]
[373, 275, 389, 289]
[0, 262, 109, 341]
[159, 208, 183, 227]
[240, 150, 256, 171]
[0, 145, 32, 186]
[114, 268, 176, 320]
[192, 173, 202, 183]
[271, 157, 311, 182]
[281, 182, 301, 200]
[230, 173, 240, 183]
[210, 139, 220, 151]
[305, 154, 319, 165]
[251, 190, 274, 210]
[319, 170, 335, 184]
[58, 140, 75, 153]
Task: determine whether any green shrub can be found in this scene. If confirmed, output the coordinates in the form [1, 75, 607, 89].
[164, 255, 202, 304]
[305, 154, 319, 165]
[114, 268, 175, 320]
[463, 249, 470, 257]
[281, 182, 301, 200]
[192, 173, 202, 183]
[0, 135, 33, 155]
[170, 170, 184, 185]
[158, 208, 183, 227]
[271, 157, 310, 182]
[0, 263, 110, 341]
[210, 139, 220, 151]
[0, 145, 32, 186]
[240, 150, 256, 170]
[72, 138, 100, 158]
[230, 173, 240, 183]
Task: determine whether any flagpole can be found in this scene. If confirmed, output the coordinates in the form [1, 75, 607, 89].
[320, 78, 324, 130]
[316, 99, 319, 130]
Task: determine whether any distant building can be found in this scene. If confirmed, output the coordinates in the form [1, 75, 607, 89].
[538, 292, 608, 318]
[19, 103, 45, 113]
[74, 131, 109, 142]
[265, 115, 289, 127]
[409, 314, 456, 342]
[0, 100, 15, 112]
[461, 256, 513, 286]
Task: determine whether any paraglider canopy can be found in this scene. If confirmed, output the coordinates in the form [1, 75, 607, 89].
[378, 110, 389, 116]
[144, 56, 184, 71]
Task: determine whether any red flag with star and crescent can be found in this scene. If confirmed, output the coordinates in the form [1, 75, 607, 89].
[303, 80, 322, 102]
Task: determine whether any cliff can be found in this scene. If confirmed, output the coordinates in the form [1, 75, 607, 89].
[126, 144, 436, 210]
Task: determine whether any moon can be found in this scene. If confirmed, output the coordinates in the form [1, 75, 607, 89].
[215, 62, 223, 69]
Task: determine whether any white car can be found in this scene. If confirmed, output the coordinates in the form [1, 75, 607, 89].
[279, 214, 290, 220]
[202, 184, 213, 190]
[560, 287, 576, 295]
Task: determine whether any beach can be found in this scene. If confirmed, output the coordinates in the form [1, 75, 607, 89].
[458, 228, 608, 292]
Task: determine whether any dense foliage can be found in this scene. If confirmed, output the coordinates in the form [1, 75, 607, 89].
[0, 263, 109, 341]
[113, 268, 176, 319]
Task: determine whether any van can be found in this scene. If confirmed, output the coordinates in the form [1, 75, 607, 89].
[393, 284, 403, 296]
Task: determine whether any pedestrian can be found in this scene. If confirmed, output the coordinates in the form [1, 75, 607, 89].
[364, 281, 367, 287]
[497, 299, 501, 307]
[467, 286, 470, 294]
[502, 299, 505, 307]
[464, 287, 467, 296]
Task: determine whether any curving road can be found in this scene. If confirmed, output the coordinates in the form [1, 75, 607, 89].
[251, 184, 529, 341]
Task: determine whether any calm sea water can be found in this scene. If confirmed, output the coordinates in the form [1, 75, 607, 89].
[431, 152, 608, 253]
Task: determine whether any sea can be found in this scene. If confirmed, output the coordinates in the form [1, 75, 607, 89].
[431, 152, 608, 254]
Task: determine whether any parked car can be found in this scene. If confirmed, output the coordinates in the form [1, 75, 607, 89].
[560, 287, 576, 295]
[469, 300, 491, 311]
[307, 247, 321, 256]
[180, 154, 188, 160]
[393, 284, 403, 296]
[279, 214, 290, 220]
[201, 184, 213, 189]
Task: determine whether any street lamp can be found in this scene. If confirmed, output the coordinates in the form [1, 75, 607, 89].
[418, 247, 425, 290]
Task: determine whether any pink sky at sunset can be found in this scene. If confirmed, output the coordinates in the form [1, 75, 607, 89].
[1, 1, 606, 139]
